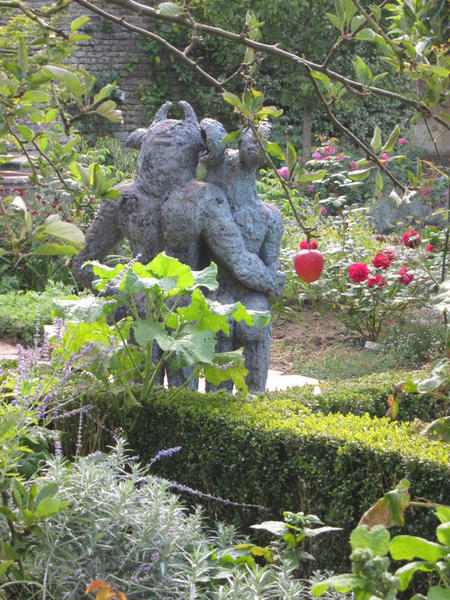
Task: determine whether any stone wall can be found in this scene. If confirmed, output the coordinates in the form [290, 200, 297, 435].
[27, 0, 158, 139]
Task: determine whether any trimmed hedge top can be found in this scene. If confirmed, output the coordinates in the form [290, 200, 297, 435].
[148, 389, 450, 467]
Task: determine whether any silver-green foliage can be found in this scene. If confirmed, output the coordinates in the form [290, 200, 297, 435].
[23, 443, 307, 599]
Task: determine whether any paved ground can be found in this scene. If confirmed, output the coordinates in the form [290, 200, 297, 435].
[0, 341, 320, 392]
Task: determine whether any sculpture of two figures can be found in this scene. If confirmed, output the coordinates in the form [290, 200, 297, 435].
[73, 101, 285, 392]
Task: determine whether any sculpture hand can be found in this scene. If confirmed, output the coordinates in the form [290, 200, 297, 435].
[267, 263, 286, 298]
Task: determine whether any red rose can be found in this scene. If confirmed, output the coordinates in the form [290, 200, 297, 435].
[426, 244, 434, 252]
[299, 240, 318, 249]
[372, 253, 391, 269]
[398, 266, 414, 285]
[367, 274, 386, 288]
[402, 230, 421, 248]
[381, 248, 395, 262]
[348, 262, 369, 283]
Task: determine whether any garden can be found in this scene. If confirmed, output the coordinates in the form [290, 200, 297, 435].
[0, 1, 449, 599]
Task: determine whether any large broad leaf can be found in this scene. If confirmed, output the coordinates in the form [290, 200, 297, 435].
[200, 349, 247, 391]
[358, 479, 410, 529]
[436, 522, 450, 546]
[433, 279, 450, 313]
[53, 297, 109, 323]
[36, 215, 85, 248]
[121, 269, 161, 294]
[420, 416, 450, 443]
[147, 253, 194, 289]
[390, 536, 447, 562]
[169, 326, 217, 369]
[417, 359, 449, 393]
[133, 320, 173, 351]
[436, 506, 450, 524]
[36, 497, 69, 519]
[312, 574, 366, 596]
[395, 561, 435, 591]
[191, 262, 219, 291]
[350, 525, 390, 556]
[171, 289, 230, 334]
[231, 301, 270, 327]
[428, 587, 450, 600]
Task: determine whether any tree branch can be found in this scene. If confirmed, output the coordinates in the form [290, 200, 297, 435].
[74, 0, 449, 131]
[308, 70, 406, 192]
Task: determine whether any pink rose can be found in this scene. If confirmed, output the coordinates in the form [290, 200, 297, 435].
[277, 166, 289, 178]
[402, 230, 421, 248]
[299, 240, 318, 250]
[372, 254, 391, 270]
[312, 151, 321, 159]
[348, 263, 369, 283]
[367, 274, 386, 288]
[309, 184, 315, 192]
[398, 137, 407, 146]
[337, 154, 345, 161]
[349, 161, 358, 170]
[422, 186, 431, 196]
[398, 266, 414, 285]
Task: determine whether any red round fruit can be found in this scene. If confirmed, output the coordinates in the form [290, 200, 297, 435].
[294, 249, 324, 283]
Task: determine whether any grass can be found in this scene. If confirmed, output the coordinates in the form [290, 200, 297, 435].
[292, 343, 402, 380]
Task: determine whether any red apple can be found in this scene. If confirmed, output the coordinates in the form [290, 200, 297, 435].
[294, 249, 324, 283]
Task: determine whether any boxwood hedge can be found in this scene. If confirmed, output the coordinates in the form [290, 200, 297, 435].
[64, 374, 449, 572]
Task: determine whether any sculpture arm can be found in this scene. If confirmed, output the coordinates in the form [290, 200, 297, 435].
[72, 197, 124, 289]
[260, 204, 284, 266]
[202, 191, 285, 297]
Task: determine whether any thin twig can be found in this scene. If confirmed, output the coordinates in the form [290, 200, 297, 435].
[308, 70, 406, 192]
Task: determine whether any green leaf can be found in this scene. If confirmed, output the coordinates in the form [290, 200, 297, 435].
[223, 130, 243, 145]
[375, 170, 383, 193]
[250, 521, 289, 536]
[325, 12, 343, 30]
[173, 289, 230, 334]
[21, 90, 50, 104]
[191, 263, 219, 291]
[433, 279, 450, 313]
[389, 188, 402, 207]
[353, 55, 372, 84]
[147, 253, 194, 289]
[17, 38, 28, 76]
[1, 541, 18, 560]
[95, 100, 123, 123]
[420, 417, 450, 443]
[93, 83, 116, 106]
[312, 574, 366, 596]
[350, 525, 390, 556]
[222, 92, 243, 110]
[200, 349, 247, 391]
[355, 27, 376, 41]
[436, 506, 450, 524]
[133, 320, 172, 350]
[53, 296, 109, 323]
[35, 215, 85, 248]
[70, 15, 90, 31]
[16, 125, 33, 142]
[286, 141, 297, 174]
[436, 522, 450, 546]
[35, 483, 58, 509]
[395, 561, 434, 592]
[42, 65, 83, 98]
[428, 587, 450, 600]
[381, 124, 401, 153]
[36, 497, 69, 519]
[158, 2, 181, 16]
[34, 243, 79, 256]
[390, 536, 447, 562]
[169, 326, 217, 369]
[0, 560, 13, 578]
[370, 125, 382, 152]
[297, 169, 327, 184]
[311, 70, 331, 87]
[348, 168, 372, 181]
[264, 140, 285, 161]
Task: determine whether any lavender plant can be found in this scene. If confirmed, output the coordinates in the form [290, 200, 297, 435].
[13, 442, 310, 600]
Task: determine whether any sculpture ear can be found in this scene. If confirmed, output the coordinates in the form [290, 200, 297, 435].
[125, 128, 147, 149]
[178, 100, 199, 125]
[153, 100, 173, 122]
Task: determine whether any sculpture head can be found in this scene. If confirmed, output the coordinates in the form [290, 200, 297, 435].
[199, 117, 227, 167]
[127, 101, 204, 190]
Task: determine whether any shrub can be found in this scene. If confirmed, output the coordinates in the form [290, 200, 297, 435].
[59, 380, 450, 575]
[0, 282, 74, 344]
[9, 442, 308, 600]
